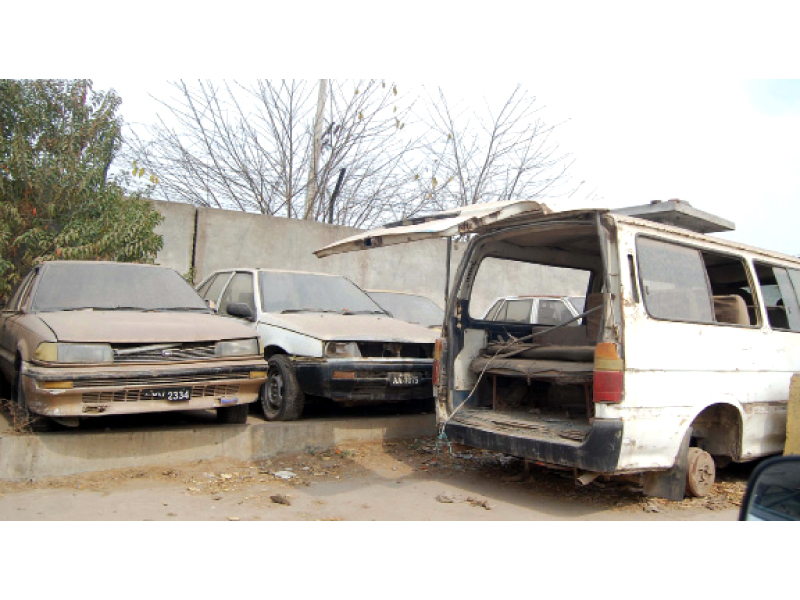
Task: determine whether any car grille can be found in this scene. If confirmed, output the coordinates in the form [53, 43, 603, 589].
[111, 342, 217, 363]
[74, 372, 252, 389]
[82, 383, 242, 403]
[355, 342, 433, 359]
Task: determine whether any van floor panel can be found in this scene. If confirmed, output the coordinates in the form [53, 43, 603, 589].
[451, 408, 591, 444]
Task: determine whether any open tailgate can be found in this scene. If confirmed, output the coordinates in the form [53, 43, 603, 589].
[315, 199, 551, 258]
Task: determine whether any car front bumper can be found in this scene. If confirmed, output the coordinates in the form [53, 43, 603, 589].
[20, 359, 267, 418]
[293, 358, 434, 403]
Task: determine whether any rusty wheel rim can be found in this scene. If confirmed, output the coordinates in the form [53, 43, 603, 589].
[686, 447, 716, 497]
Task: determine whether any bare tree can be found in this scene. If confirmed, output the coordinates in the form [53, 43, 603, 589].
[412, 85, 576, 211]
[122, 79, 423, 228]
[122, 81, 580, 228]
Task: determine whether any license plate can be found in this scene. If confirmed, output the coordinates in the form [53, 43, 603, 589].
[389, 372, 420, 386]
[142, 387, 192, 402]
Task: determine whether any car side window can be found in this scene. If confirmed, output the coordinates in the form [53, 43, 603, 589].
[219, 272, 255, 317]
[201, 273, 231, 308]
[538, 299, 575, 326]
[5, 271, 36, 311]
[504, 299, 533, 323]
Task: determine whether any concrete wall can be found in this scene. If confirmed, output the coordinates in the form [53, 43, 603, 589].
[152, 200, 464, 308]
[151, 200, 587, 315]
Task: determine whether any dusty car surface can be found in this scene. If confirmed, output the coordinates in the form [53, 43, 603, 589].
[0, 261, 267, 431]
[196, 269, 438, 421]
[365, 290, 444, 330]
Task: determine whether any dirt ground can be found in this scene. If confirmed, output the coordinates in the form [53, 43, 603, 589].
[0, 436, 748, 520]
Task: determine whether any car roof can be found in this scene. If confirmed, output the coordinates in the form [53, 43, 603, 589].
[208, 267, 343, 278]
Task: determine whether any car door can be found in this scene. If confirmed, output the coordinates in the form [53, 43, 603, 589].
[0, 270, 37, 379]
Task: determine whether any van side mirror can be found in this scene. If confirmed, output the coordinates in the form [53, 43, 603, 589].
[739, 455, 800, 521]
[226, 302, 255, 321]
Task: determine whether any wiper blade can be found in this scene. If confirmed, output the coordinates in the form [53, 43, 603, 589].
[343, 310, 387, 315]
[281, 308, 337, 314]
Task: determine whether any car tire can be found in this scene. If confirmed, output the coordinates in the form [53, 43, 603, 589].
[261, 355, 305, 421]
[216, 403, 249, 425]
[13, 367, 54, 433]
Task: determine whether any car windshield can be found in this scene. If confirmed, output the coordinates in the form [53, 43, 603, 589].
[367, 292, 444, 328]
[31, 263, 211, 312]
[258, 271, 387, 315]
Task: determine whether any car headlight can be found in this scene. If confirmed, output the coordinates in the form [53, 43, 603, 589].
[324, 342, 361, 358]
[35, 342, 114, 364]
[215, 338, 260, 357]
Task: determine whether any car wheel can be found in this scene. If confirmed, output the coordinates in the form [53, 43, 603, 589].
[685, 447, 716, 497]
[13, 368, 54, 433]
[261, 355, 304, 421]
[216, 403, 249, 424]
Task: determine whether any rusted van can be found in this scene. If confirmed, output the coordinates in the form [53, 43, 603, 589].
[317, 199, 797, 499]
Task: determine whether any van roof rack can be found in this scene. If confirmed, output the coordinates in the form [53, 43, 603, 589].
[612, 199, 735, 234]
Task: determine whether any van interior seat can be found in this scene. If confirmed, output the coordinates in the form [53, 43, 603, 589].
[713, 295, 750, 325]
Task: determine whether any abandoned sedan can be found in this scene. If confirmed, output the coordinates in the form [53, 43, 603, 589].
[196, 269, 437, 421]
[0, 261, 267, 431]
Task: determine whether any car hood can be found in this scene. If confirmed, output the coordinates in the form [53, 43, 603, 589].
[36, 311, 256, 343]
[260, 312, 438, 343]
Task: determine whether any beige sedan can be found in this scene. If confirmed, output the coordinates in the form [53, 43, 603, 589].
[0, 261, 267, 432]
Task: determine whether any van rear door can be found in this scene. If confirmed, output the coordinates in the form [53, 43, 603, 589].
[314, 199, 551, 258]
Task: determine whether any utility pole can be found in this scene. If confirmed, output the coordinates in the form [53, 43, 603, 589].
[304, 79, 328, 219]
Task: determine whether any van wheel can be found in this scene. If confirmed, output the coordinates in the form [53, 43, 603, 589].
[13, 369, 54, 433]
[685, 447, 716, 497]
[261, 355, 304, 421]
[216, 403, 249, 424]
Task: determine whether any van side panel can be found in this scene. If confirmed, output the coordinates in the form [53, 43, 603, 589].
[610, 228, 792, 470]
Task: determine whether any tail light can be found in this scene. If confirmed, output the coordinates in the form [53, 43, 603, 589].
[433, 338, 445, 386]
[593, 342, 623, 403]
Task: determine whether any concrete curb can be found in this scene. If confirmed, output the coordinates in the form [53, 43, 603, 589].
[0, 414, 436, 481]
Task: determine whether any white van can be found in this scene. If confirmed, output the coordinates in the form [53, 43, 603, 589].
[316, 199, 797, 499]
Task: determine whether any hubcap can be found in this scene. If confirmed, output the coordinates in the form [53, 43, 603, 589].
[265, 369, 284, 413]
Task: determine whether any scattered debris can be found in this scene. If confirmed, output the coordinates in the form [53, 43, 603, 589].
[270, 494, 291, 506]
[467, 497, 492, 510]
[436, 494, 455, 504]
[274, 471, 297, 480]
[644, 501, 660, 513]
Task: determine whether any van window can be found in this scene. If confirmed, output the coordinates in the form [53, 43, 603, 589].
[637, 238, 714, 323]
[754, 263, 800, 331]
[638, 237, 758, 326]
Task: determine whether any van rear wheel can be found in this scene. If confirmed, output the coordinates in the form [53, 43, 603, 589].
[685, 447, 716, 497]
